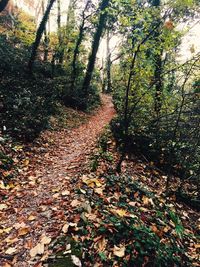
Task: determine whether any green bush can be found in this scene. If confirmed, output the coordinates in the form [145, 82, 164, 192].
[112, 88, 200, 181]
[0, 75, 59, 140]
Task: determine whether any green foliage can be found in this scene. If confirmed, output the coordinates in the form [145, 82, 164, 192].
[1, 76, 58, 140]
[0, 35, 59, 140]
[90, 129, 113, 171]
[111, 0, 200, 183]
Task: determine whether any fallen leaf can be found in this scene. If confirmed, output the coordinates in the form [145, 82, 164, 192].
[18, 227, 30, 236]
[71, 199, 80, 207]
[94, 188, 103, 195]
[62, 190, 70, 196]
[142, 196, 150, 206]
[62, 223, 69, 233]
[14, 222, 26, 229]
[95, 237, 107, 252]
[2, 263, 12, 267]
[30, 243, 44, 258]
[40, 235, 51, 245]
[113, 245, 125, 257]
[150, 225, 158, 234]
[28, 215, 36, 221]
[82, 176, 102, 188]
[5, 247, 17, 255]
[5, 237, 19, 244]
[0, 204, 8, 210]
[0, 227, 12, 234]
[71, 255, 82, 267]
[111, 208, 128, 217]
[129, 201, 136, 207]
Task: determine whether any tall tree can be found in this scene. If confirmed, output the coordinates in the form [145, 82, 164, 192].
[0, 0, 9, 12]
[105, 29, 112, 93]
[70, 0, 91, 91]
[57, 0, 64, 64]
[151, 0, 163, 115]
[82, 0, 110, 98]
[42, 0, 50, 62]
[28, 0, 56, 73]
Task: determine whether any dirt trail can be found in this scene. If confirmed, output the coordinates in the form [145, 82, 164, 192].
[0, 95, 115, 266]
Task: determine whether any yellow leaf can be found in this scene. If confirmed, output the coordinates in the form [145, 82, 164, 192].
[0, 227, 12, 234]
[23, 159, 29, 166]
[40, 235, 51, 245]
[18, 227, 30, 236]
[82, 176, 102, 188]
[28, 215, 36, 221]
[95, 237, 107, 252]
[0, 181, 10, 190]
[163, 226, 171, 233]
[194, 244, 200, 249]
[113, 245, 125, 257]
[5, 247, 17, 255]
[0, 204, 8, 210]
[111, 208, 128, 217]
[30, 243, 44, 258]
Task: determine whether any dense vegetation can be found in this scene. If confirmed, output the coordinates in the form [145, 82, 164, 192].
[0, 0, 199, 266]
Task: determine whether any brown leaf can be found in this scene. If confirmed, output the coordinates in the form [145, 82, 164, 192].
[18, 227, 30, 236]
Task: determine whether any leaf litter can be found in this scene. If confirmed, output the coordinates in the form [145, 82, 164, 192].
[0, 95, 199, 266]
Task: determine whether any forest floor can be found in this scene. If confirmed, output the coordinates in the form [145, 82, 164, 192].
[0, 95, 115, 266]
[0, 95, 199, 267]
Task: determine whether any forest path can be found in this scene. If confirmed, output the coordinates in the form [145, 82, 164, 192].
[0, 94, 116, 266]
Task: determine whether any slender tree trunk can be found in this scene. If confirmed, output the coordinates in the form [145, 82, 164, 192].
[28, 0, 56, 73]
[70, 0, 90, 91]
[66, 0, 73, 26]
[57, 0, 64, 64]
[152, 0, 163, 115]
[101, 58, 106, 93]
[42, 0, 49, 62]
[0, 0, 9, 12]
[106, 29, 112, 93]
[82, 0, 110, 98]
[154, 52, 163, 114]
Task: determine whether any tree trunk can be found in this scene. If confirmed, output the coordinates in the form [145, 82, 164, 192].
[106, 29, 112, 93]
[154, 52, 163, 114]
[57, 0, 64, 64]
[70, 0, 90, 91]
[0, 0, 9, 12]
[82, 0, 110, 98]
[42, 0, 49, 62]
[28, 0, 56, 73]
[152, 0, 163, 115]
